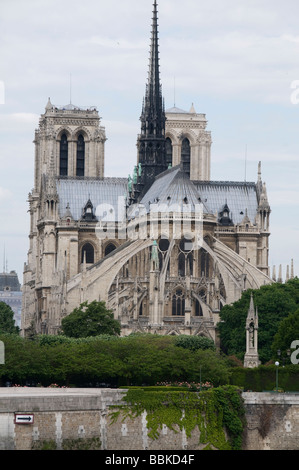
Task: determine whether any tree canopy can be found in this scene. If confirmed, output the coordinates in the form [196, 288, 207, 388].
[218, 278, 299, 363]
[61, 300, 121, 338]
[0, 302, 19, 335]
[271, 307, 299, 359]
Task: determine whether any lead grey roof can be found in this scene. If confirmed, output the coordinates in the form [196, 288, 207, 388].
[56, 177, 127, 222]
[55, 173, 259, 225]
[139, 166, 210, 215]
[193, 181, 258, 224]
[139, 167, 259, 224]
[0, 272, 21, 292]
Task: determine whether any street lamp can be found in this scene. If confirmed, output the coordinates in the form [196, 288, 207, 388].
[277, 349, 291, 366]
[275, 361, 279, 392]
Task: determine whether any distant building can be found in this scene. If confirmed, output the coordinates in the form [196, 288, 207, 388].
[0, 271, 22, 328]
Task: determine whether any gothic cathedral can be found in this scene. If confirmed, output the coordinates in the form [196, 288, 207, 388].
[22, 1, 272, 341]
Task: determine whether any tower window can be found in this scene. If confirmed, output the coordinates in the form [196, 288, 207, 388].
[59, 133, 68, 176]
[181, 138, 190, 174]
[165, 137, 173, 167]
[76, 134, 85, 177]
[81, 243, 94, 264]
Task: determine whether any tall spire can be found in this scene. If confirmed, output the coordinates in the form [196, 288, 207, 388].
[135, 0, 167, 199]
[147, 0, 162, 116]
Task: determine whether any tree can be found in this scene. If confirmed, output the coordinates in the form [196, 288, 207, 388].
[218, 278, 299, 364]
[173, 334, 216, 351]
[61, 300, 121, 338]
[271, 308, 299, 360]
[0, 302, 19, 335]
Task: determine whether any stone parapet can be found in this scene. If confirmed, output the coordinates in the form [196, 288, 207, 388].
[0, 389, 299, 450]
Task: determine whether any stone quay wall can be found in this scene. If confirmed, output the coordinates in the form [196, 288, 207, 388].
[0, 388, 298, 450]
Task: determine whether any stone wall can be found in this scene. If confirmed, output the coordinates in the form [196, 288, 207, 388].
[0, 388, 298, 450]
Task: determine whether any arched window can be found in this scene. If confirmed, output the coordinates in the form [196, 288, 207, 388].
[165, 137, 173, 167]
[187, 253, 193, 276]
[59, 133, 68, 176]
[172, 289, 185, 316]
[178, 252, 185, 277]
[195, 299, 203, 317]
[181, 138, 190, 174]
[81, 243, 94, 264]
[76, 134, 85, 177]
[105, 243, 116, 257]
[158, 238, 170, 274]
[200, 249, 209, 277]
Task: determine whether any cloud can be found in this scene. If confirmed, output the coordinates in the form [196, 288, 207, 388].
[0, 0, 298, 280]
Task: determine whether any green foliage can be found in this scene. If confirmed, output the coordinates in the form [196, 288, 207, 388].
[32, 437, 101, 450]
[32, 440, 57, 450]
[271, 308, 299, 358]
[218, 278, 299, 363]
[61, 300, 121, 338]
[0, 333, 230, 387]
[62, 437, 101, 450]
[0, 302, 19, 335]
[173, 334, 215, 351]
[229, 364, 299, 392]
[110, 386, 245, 450]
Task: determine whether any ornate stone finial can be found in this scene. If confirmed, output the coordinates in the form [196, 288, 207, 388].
[244, 294, 260, 368]
[189, 103, 196, 113]
[278, 264, 283, 283]
[258, 161, 262, 182]
[45, 97, 53, 111]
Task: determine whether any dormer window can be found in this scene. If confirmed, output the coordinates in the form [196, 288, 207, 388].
[218, 203, 233, 226]
[82, 199, 95, 221]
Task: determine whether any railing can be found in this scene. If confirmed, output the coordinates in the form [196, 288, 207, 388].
[215, 226, 259, 234]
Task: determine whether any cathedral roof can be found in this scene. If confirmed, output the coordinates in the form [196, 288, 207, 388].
[0, 271, 21, 292]
[166, 106, 189, 114]
[139, 165, 211, 214]
[193, 180, 258, 224]
[56, 174, 259, 226]
[56, 177, 127, 222]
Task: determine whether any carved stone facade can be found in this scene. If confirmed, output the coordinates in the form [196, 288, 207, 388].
[21, 99, 272, 339]
[22, 1, 273, 340]
[165, 105, 212, 181]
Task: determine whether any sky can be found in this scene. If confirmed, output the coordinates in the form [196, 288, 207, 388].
[0, 0, 298, 283]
